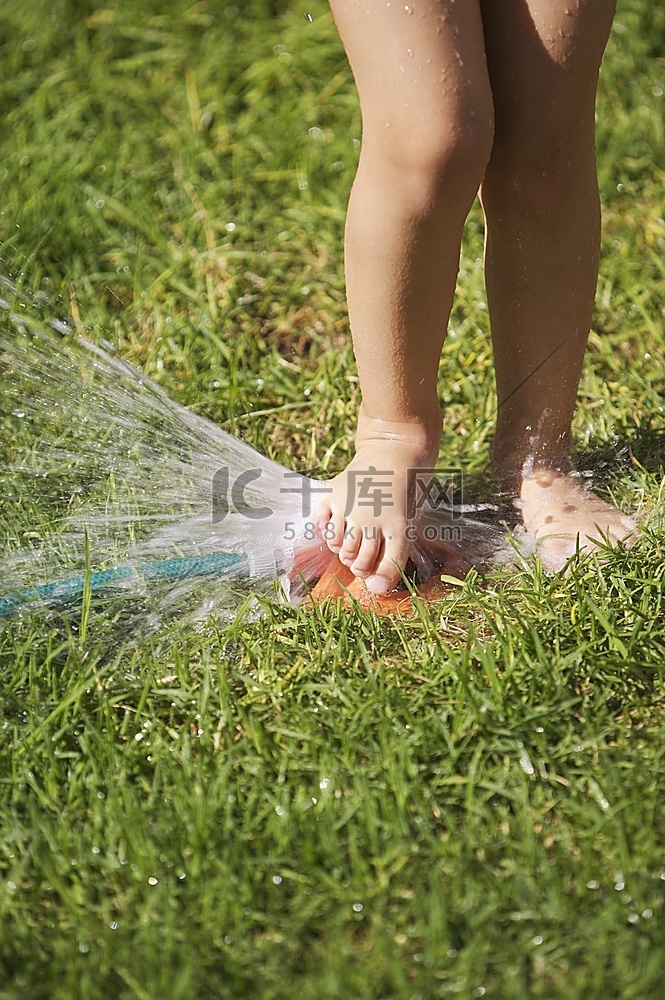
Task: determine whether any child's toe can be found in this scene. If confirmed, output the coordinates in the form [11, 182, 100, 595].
[364, 532, 410, 595]
[314, 499, 333, 535]
[324, 508, 346, 553]
[339, 523, 362, 566]
[350, 528, 384, 579]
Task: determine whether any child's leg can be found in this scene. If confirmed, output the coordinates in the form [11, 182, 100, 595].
[479, 0, 637, 569]
[319, 0, 494, 594]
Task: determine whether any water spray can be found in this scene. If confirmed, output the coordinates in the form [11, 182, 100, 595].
[0, 277, 507, 626]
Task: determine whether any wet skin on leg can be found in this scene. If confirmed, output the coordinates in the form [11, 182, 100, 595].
[320, 0, 494, 594]
[320, 0, 636, 590]
[480, 0, 637, 563]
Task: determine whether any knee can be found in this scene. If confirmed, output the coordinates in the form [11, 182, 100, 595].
[365, 104, 495, 214]
[423, 114, 496, 199]
[486, 96, 597, 185]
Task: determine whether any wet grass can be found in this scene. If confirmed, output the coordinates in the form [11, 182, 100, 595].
[1, 1, 665, 997]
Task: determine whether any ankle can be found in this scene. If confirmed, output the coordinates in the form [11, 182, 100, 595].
[357, 403, 443, 453]
[491, 433, 575, 495]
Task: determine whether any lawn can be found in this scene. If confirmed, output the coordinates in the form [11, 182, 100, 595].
[1, 1, 664, 997]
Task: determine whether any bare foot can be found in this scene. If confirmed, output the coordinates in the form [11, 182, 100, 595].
[519, 469, 638, 573]
[314, 408, 442, 594]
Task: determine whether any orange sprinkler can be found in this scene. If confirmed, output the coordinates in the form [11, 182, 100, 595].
[304, 554, 458, 616]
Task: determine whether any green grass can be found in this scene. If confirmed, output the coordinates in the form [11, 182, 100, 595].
[1, 1, 665, 997]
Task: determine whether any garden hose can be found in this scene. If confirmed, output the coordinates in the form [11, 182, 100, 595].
[0, 551, 248, 619]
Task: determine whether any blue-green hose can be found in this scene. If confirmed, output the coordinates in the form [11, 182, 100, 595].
[0, 551, 248, 619]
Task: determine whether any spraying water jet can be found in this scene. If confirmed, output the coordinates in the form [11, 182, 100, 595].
[0, 276, 508, 628]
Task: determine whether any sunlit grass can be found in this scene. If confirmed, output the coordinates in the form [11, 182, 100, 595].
[1, 1, 664, 997]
